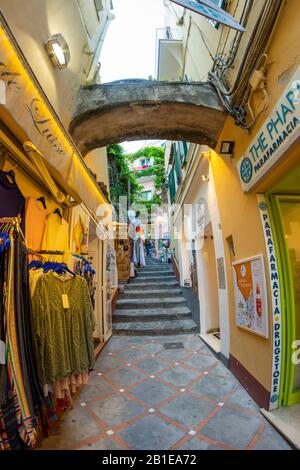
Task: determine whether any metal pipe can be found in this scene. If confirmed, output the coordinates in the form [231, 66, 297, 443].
[209, 0, 283, 128]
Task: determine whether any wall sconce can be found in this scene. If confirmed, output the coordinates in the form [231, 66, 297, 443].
[220, 141, 235, 158]
[201, 174, 209, 183]
[45, 34, 70, 69]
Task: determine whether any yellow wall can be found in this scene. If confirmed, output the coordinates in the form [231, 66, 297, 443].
[210, 0, 300, 391]
[85, 147, 110, 190]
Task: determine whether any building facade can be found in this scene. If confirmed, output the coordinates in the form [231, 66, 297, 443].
[161, 0, 300, 412]
[0, 0, 115, 353]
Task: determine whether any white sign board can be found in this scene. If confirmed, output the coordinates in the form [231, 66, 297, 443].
[170, 0, 246, 32]
[257, 195, 282, 410]
[237, 65, 300, 192]
[233, 255, 268, 339]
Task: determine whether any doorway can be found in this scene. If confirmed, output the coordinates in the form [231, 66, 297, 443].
[270, 195, 300, 407]
[197, 223, 220, 352]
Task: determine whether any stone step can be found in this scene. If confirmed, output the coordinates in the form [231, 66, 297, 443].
[137, 270, 174, 277]
[113, 319, 198, 336]
[122, 288, 182, 298]
[137, 265, 171, 271]
[125, 281, 179, 290]
[136, 266, 173, 274]
[132, 275, 177, 283]
[116, 297, 186, 310]
[113, 306, 192, 323]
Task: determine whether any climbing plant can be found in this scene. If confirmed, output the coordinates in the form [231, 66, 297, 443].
[107, 144, 141, 215]
[127, 146, 166, 210]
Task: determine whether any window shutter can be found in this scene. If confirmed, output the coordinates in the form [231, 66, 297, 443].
[169, 167, 176, 203]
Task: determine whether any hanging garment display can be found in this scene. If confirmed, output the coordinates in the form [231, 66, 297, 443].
[0, 219, 46, 450]
[31, 272, 96, 386]
[0, 171, 25, 233]
[41, 212, 70, 260]
[25, 197, 48, 252]
[72, 254, 96, 309]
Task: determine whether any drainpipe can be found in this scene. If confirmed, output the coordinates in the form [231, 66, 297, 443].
[86, 11, 115, 83]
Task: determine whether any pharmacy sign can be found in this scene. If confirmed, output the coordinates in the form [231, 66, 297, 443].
[238, 65, 300, 192]
[170, 1, 246, 32]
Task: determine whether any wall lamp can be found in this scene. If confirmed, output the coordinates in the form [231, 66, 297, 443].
[45, 34, 70, 69]
[220, 141, 235, 158]
[201, 174, 209, 183]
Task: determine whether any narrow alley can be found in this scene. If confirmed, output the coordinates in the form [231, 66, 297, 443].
[40, 261, 291, 451]
[1, 0, 300, 457]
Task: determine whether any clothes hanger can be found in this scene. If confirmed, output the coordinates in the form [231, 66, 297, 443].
[29, 259, 43, 270]
[0, 230, 11, 254]
[54, 208, 62, 218]
[5, 170, 15, 184]
[37, 196, 47, 210]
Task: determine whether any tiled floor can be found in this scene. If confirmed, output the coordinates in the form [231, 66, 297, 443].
[39, 335, 292, 451]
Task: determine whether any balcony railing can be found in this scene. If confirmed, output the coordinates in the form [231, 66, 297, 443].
[156, 27, 182, 42]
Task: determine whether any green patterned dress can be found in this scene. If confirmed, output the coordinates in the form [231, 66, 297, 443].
[31, 273, 95, 385]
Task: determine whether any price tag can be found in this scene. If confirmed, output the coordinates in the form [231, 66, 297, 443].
[0, 340, 6, 365]
[62, 294, 70, 309]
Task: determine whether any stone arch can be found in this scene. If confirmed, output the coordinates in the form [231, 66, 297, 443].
[69, 80, 226, 155]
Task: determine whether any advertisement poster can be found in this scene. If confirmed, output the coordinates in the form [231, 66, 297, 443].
[233, 255, 268, 338]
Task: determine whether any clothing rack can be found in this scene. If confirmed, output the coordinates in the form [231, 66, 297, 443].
[72, 252, 89, 260]
[0, 215, 22, 225]
[28, 249, 64, 256]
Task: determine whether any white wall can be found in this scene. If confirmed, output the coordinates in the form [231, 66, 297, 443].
[197, 223, 219, 332]
[174, 148, 230, 359]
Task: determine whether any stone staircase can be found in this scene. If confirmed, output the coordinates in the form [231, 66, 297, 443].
[113, 259, 199, 336]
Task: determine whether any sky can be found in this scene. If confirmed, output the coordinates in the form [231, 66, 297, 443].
[100, 0, 166, 154]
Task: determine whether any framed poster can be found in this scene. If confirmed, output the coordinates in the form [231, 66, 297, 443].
[233, 255, 268, 338]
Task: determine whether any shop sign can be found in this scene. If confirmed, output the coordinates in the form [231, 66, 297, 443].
[257, 195, 282, 411]
[238, 65, 300, 192]
[217, 257, 226, 290]
[170, 1, 246, 32]
[233, 254, 268, 339]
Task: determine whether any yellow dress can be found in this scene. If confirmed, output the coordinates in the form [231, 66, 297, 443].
[41, 213, 70, 264]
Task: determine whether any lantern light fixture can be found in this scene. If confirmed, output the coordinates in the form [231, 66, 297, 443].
[45, 34, 70, 69]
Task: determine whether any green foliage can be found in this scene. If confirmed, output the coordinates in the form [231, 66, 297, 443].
[127, 146, 165, 163]
[127, 146, 166, 212]
[107, 144, 141, 214]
